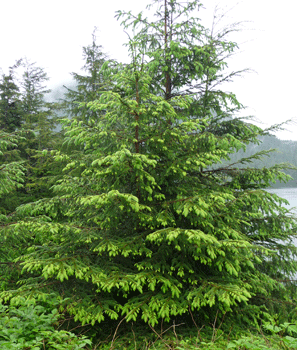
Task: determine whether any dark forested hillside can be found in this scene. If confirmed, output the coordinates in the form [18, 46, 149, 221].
[225, 134, 297, 187]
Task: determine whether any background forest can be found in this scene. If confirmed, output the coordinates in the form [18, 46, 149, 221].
[1, 0, 297, 349]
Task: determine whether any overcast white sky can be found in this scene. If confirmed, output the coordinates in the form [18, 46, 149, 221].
[1, 0, 296, 140]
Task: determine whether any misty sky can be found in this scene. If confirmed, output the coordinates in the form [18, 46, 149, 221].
[1, 0, 297, 140]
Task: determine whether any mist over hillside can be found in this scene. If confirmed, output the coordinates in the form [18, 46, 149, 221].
[226, 135, 297, 188]
[45, 79, 77, 102]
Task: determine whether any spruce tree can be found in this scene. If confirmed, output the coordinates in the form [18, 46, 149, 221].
[116, 0, 297, 320]
[17, 59, 62, 203]
[1, 0, 297, 331]
[0, 61, 26, 213]
[0, 130, 25, 290]
[63, 29, 114, 124]
[0, 60, 61, 291]
[20, 59, 58, 150]
[0, 131, 24, 204]
[0, 60, 23, 132]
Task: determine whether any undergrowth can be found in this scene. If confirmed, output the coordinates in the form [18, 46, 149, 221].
[1, 297, 297, 349]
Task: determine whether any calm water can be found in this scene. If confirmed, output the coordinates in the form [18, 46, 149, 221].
[269, 188, 297, 251]
[269, 188, 297, 212]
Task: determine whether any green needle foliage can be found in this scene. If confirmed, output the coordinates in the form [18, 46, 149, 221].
[0, 131, 24, 203]
[0, 60, 23, 132]
[63, 28, 117, 124]
[0, 130, 25, 291]
[1, 0, 297, 333]
[20, 59, 58, 149]
[18, 59, 62, 201]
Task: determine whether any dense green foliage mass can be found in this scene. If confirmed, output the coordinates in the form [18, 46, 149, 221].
[0, 131, 24, 203]
[1, 0, 297, 347]
[0, 60, 23, 132]
[62, 29, 118, 125]
[0, 59, 61, 214]
[0, 296, 91, 349]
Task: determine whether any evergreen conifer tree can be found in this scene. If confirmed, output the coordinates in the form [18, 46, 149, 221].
[20, 59, 58, 150]
[0, 60, 61, 290]
[0, 60, 23, 132]
[1, 0, 297, 331]
[0, 131, 24, 204]
[0, 130, 25, 290]
[0, 61, 26, 213]
[63, 29, 114, 124]
[18, 59, 62, 201]
[0, 60, 61, 212]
